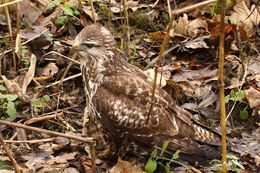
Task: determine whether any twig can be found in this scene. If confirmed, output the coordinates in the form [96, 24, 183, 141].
[25, 112, 63, 125]
[4, 0, 16, 70]
[108, 0, 112, 29]
[45, 73, 82, 88]
[0, 120, 94, 144]
[0, 0, 23, 8]
[57, 116, 76, 132]
[172, 0, 217, 15]
[89, 0, 96, 23]
[40, 104, 81, 116]
[167, 0, 172, 20]
[16, 1, 20, 32]
[42, 51, 80, 65]
[122, 0, 130, 56]
[152, 0, 160, 8]
[0, 29, 49, 57]
[0, 76, 51, 84]
[148, 15, 175, 122]
[218, 0, 227, 172]
[58, 53, 78, 87]
[4, 138, 55, 144]
[0, 137, 22, 173]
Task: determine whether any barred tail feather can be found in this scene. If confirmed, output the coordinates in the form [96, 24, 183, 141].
[193, 121, 222, 146]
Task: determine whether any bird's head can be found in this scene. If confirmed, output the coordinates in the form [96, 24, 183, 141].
[72, 24, 117, 62]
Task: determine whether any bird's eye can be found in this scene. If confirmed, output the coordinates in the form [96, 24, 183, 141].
[82, 43, 95, 49]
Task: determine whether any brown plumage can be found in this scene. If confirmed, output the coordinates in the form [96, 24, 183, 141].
[73, 23, 221, 164]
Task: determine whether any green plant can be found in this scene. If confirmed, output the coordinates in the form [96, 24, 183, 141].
[145, 141, 180, 173]
[210, 155, 244, 173]
[46, 0, 80, 25]
[225, 90, 244, 103]
[46, 0, 61, 10]
[225, 90, 249, 120]
[0, 85, 19, 118]
[32, 95, 50, 112]
[212, 0, 232, 15]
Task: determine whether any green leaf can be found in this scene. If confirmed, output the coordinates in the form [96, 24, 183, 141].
[62, 5, 74, 16]
[235, 91, 244, 102]
[32, 98, 41, 108]
[164, 163, 170, 173]
[160, 140, 169, 156]
[231, 159, 244, 170]
[144, 158, 157, 173]
[227, 155, 239, 160]
[230, 90, 236, 98]
[150, 148, 158, 159]
[225, 95, 230, 103]
[46, 0, 60, 10]
[55, 16, 68, 25]
[46, 2, 56, 10]
[239, 110, 248, 120]
[42, 95, 50, 102]
[226, 90, 245, 103]
[0, 94, 18, 101]
[6, 101, 16, 117]
[0, 85, 6, 91]
[172, 150, 180, 160]
[74, 9, 80, 15]
[53, 0, 60, 5]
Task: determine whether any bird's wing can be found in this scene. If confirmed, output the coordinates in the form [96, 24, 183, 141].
[93, 70, 206, 153]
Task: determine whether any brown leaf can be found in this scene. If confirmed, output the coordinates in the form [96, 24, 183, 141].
[144, 69, 167, 88]
[1, 75, 30, 103]
[22, 55, 36, 93]
[82, 6, 98, 21]
[231, 128, 260, 167]
[51, 152, 78, 164]
[186, 18, 208, 38]
[244, 87, 260, 108]
[109, 158, 144, 173]
[80, 155, 94, 173]
[149, 31, 165, 41]
[41, 62, 59, 76]
[19, 0, 42, 24]
[23, 153, 49, 169]
[173, 14, 189, 36]
[229, 0, 260, 38]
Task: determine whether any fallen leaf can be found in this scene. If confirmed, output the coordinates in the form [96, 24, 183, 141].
[109, 158, 144, 173]
[231, 128, 260, 167]
[110, 6, 120, 13]
[41, 62, 59, 76]
[183, 36, 209, 49]
[20, 0, 42, 24]
[144, 69, 167, 88]
[173, 14, 189, 36]
[244, 87, 260, 108]
[23, 152, 50, 169]
[186, 18, 209, 38]
[22, 55, 36, 93]
[82, 6, 98, 21]
[198, 92, 218, 108]
[51, 152, 78, 164]
[229, 0, 260, 38]
[1, 76, 30, 103]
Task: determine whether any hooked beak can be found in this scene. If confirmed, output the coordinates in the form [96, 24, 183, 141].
[72, 38, 81, 53]
[73, 39, 80, 49]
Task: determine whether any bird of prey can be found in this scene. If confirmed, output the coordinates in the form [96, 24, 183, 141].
[72, 23, 221, 164]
